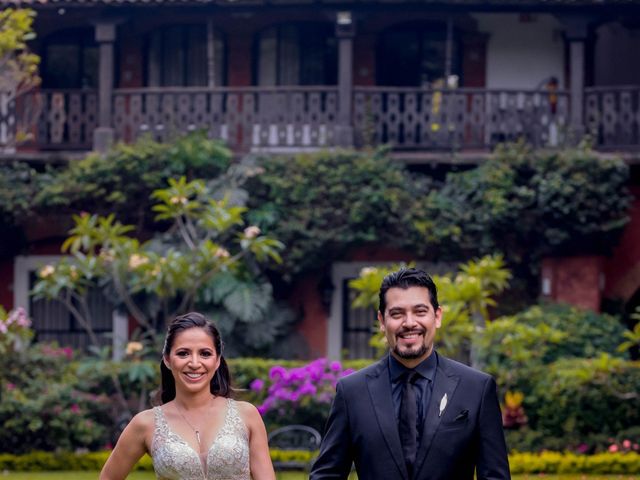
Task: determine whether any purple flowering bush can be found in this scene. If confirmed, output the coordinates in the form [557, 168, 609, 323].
[0, 306, 33, 355]
[250, 358, 354, 432]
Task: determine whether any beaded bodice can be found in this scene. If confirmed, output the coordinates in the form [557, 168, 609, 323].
[151, 398, 251, 480]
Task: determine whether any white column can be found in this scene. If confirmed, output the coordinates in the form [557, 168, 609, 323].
[112, 310, 129, 361]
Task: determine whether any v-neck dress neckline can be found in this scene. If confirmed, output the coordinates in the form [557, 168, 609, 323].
[151, 398, 251, 480]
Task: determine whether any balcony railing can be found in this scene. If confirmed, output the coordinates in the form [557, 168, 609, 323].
[3, 86, 640, 152]
[353, 87, 569, 150]
[113, 87, 338, 150]
[585, 86, 640, 149]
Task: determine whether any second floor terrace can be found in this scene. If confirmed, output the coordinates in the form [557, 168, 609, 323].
[2, 2, 640, 158]
[1, 84, 638, 156]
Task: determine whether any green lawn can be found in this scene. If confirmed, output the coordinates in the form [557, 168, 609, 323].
[0, 473, 638, 480]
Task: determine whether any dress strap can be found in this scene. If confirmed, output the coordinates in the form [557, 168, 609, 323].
[225, 398, 249, 440]
[151, 406, 170, 453]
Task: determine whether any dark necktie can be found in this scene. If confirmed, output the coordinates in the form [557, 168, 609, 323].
[399, 370, 419, 478]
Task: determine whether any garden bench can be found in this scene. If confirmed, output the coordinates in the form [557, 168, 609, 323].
[268, 424, 322, 473]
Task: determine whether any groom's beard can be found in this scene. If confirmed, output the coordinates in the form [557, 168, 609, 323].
[394, 343, 428, 359]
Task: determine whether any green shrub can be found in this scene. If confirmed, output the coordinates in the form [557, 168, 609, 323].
[510, 451, 640, 474]
[478, 303, 628, 394]
[247, 148, 432, 278]
[0, 381, 111, 454]
[35, 132, 232, 226]
[0, 353, 373, 455]
[0, 451, 150, 471]
[1, 450, 638, 473]
[429, 142, 631, 262]
[0, 161, 43, 225]
[528, 355, 640, 451]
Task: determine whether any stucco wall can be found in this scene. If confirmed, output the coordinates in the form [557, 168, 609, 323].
[473, 13, 565, 89]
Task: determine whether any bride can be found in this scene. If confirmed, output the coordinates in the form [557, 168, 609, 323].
[100, 312, 276, 480]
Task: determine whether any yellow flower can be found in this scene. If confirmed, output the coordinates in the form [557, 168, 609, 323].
[128, 254, 149, 270]
[505, 391, 524, 409]
[125, 341, 144, 356]
[39, 265, 55, 278]
[169, 196, 188, 205]
[214, 247, 230, 259]
[99, 248, 115, 263]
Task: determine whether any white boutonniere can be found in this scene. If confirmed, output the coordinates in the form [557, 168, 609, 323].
[439, 393, 448, 417]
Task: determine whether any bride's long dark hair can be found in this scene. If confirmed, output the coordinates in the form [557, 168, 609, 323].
[155, 312, 233, 404]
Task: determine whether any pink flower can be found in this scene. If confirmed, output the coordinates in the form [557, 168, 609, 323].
[7, 307, 30, 328]
[622, 439, 631, 449]
[576, 444, 589, 454]
[250, 379, 265, 392]
[244, 226, 261, 239]
[62, 347, 73, 360]
[269, 366, 287, 381]
[608, 444, 619, 453]
[70, 404, 80, 413]
[6, 383, 15, 391]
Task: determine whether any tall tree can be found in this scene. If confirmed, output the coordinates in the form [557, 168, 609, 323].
[0, 8, 40, 149]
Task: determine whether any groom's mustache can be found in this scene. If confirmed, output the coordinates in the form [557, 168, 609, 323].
[396, 328, 426, 338]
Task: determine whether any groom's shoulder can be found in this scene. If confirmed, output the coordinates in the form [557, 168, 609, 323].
[338, 357, 386, 387]
[438, 353, 493, 382]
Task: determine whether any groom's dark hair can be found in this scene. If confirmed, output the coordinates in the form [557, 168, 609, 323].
[378, 267, 439, 314]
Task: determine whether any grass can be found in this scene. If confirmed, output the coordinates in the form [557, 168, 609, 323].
[0, 473, 638, 480]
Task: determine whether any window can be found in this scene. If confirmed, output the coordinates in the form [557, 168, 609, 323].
[342, 278, 377, 359]
[146, 24, 225, 87]
[14, 256, 115, 352]
[42, 29, 98, 89]
[377, 22, 461, 87]
[255, 23, 337, 86]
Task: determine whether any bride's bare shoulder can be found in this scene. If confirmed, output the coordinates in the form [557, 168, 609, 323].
[126, 407, 157, 434]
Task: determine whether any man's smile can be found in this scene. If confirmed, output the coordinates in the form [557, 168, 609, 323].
[397, 329, 425, 340]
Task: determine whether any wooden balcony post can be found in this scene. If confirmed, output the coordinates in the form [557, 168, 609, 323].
[94, 21, 117, 153]
[336, 11, 355, 148]
[558, 15, 592, 141]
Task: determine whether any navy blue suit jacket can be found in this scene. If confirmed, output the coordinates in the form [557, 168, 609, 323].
[310, 353, 511, 480]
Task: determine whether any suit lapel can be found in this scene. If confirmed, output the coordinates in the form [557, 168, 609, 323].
[366, 358, 409, 480]
[414, 356, 461, 476]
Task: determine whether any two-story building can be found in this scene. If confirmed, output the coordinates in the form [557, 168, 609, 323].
[1, 0, 640, 358]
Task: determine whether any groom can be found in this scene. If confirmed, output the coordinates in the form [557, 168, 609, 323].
[310, 268, 510, 480]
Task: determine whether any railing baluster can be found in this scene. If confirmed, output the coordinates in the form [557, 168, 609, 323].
[5, 86, 639, 152]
